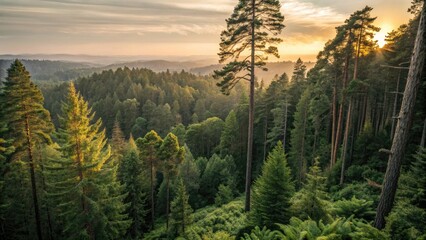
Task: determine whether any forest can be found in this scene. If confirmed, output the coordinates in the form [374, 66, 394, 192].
[0, 0, 425, 239]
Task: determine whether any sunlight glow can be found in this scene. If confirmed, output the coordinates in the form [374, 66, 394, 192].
[374, 24, 393, 48]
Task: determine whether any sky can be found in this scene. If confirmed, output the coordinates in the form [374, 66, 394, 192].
[0, 0, 413, 62]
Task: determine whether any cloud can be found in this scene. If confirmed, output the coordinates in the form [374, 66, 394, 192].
[0, 0, 412, 58]
[281, 0, 346, 43]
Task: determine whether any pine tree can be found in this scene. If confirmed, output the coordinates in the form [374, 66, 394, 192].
[159, 133, 185, 230]
[0, 59, 54, 240]
[291, 58, 307, 83]
[251, 142, 294, 227]
[118, 148, 149, 238]
[135, 130, 163, 228]
[375, 3, 426, 229]
[291, 158, 330, 222]
[219, 110, 239, 156]
[213, 0, 285, 212]
[289, 87, 311, 187]
[110, 120, 126, 161]
[170, 178, 193, 237]
[48, 83, 129, 239]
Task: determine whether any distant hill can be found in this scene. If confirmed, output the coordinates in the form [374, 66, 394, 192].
[0, 59, 96, 81]
[0, 57, 316, 85]
[190, 61, 316, 85]
[102, 59, 217, 72]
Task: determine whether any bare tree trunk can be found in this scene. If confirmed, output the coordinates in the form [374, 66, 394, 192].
[283, 98, 288, 148]
[340, 97, 353, 184]
[374, 4, 426, 229]
[391, 69, 402, 140]
[245, 0, 255, 212]
[332, 54, 350, 166]
[298, 104, 308, 186]
[25, 114, 43, 240]
[330, 84, 337, 168]
[262, 111, 268, 162]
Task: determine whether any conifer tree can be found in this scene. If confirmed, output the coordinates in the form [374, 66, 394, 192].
[213, 0, 285, 212]
[170, 178, 193, 237]
[291, 158, 330, 222]
[219, 110, 239, 156]
[159, 133, 185, 230]
[289, 87, 311, 186]
[375, 3, 426, 229]
[251, 142, 294, 227]
[0, 59, 53, 240]
[48, 83, 129, 239]
[110, 120, 126, 160]
[136, 130, 163, 228]
[119, 147, 148, 238]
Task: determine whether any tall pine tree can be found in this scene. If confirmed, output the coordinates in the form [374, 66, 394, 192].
[159, 133, 185, 230]
[169, 178, 193, 238]
[213, 0, 285, 211]
[118, 146, 149, 238]
[0, 59, 53, 240]
[48, 83, 129, 239]
[136, 130, 163, 228]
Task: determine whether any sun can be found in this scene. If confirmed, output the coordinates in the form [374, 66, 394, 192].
[374, 24, 393, 48]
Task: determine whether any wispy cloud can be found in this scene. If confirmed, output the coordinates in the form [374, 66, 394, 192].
[0, 0, 412, 60]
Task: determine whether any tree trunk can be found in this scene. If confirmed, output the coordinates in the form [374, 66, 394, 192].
[25, 114, 43, 240]
[298, 103, 308, 186]
[166, 175, 170, 230]
[38, 148, 53, 240]
[391, 69, 402, 140]
[150, 159, 155, 229]
[283, 98, 288, 148]
[332, 54, 350, 166]
[244, 0, 255, 212]
[374, 4, 425, 229]
[262, 110, 268, 162]
[330, 82, 337, 168]
[340, 97, 353, 185]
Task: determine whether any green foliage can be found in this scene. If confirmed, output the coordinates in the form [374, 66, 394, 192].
[118, 149, 149, 238]
[185, 117, 225, 158]
[243, 226, 280, 240]
[170, 179, 193, 237]
[288, 87, 311, 186]
[251, 142, 294, 227]
[220, 110, 239, 157]
[0, 59, 54, 239]
[275, 217, 388, 240]
[215, 184, 234, 207]
[47, 83, 129, 239]
[213, 0, 285, 93]
[178, 146, 201, 208]
[200, 154, 237, 204]
[331, 197, 375, 221]
[43, 68, 240, 137]
[385, 201, 426, 240]
[144, 198, 247, 239]
[386, 148, 426, 239]
[291, 159, 331, 223]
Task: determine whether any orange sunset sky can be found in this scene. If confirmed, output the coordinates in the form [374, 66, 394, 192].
[0, 0, 413, 61]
